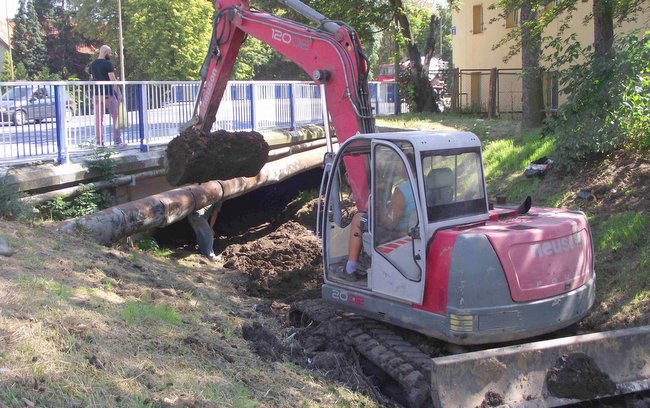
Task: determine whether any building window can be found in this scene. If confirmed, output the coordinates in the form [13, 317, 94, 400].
[473, 5, 484, 34]
[546, 71, 559, 113]
[505, 9, 519, 28]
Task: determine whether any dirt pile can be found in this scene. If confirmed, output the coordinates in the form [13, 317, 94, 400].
[221, 221, 323, 302]
[545, 353, 617, 400]
[165, 128, 269, 186]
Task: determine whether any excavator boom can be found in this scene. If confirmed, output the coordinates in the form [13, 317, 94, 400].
[188, 0, 374, 209]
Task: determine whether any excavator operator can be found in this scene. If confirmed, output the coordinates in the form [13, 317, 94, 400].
[333, 163, 416, 282]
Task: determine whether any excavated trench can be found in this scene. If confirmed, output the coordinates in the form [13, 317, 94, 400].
[154, 169, 650, 408]
[155, 168, 439, 405]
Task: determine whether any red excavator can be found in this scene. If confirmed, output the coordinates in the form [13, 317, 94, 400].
[185, 0, 650, 406]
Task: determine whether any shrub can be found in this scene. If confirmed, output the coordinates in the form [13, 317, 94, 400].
[551, 31, 650, 170]
[87, 146, 118, 181]
[39, 185, 105, 221]
[0, 176, 35, 221]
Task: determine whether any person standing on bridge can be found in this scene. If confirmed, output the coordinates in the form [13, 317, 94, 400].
[90, 45, 124, 147]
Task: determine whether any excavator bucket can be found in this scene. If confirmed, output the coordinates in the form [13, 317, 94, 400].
[431, 325, 650, 407]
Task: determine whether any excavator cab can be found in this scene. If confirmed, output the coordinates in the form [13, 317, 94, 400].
[322, 136, 427, 304]
[320, 131, 596, 346]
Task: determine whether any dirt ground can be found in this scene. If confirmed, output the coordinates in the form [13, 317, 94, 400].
[194, 151, 650, 406]
[2, 152, 647, 407]
[177, 170, 401, 403]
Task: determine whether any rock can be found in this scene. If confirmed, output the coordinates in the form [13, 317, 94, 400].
[577, 188, 595, 201]
[0, 237, 16, 257]
[591, 184, 609, 197]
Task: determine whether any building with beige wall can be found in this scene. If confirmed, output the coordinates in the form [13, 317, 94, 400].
[451, 0, 649, 114]
[0, 19, 11, 76]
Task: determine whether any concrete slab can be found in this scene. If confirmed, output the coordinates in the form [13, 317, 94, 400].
[1, 125, 328, 195]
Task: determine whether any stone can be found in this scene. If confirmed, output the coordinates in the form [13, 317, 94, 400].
[0, 237, 16, 257]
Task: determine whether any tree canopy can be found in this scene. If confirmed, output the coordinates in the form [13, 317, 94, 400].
[122, 0, 213, 80]
[11, 0, 48, 78]
[7, 0, 450, 87]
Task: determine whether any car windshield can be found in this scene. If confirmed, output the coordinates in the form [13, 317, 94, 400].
[1, 87, 32, 101]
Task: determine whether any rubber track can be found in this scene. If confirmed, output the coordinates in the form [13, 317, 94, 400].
[291, 299, 432, 408]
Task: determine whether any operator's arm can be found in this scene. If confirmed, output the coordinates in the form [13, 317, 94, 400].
[378, 188, 406, 230]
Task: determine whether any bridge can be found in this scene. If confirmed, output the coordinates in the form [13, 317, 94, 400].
[0, 80, 401, 164]
[1, 80, 403, 218]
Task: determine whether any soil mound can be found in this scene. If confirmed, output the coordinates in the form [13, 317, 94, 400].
[221, 221, 322, 302]
[545, 353, 617, 400]
[165, 128, 269, 186]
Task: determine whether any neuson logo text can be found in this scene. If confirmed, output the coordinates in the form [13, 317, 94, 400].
[530, 231, 582, 259]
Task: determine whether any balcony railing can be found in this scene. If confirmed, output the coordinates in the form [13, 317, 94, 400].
[0, 80, 402, 164]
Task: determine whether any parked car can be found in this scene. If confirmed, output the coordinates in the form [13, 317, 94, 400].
[0, 85, 75, 126]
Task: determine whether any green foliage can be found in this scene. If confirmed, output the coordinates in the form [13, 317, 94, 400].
[120, 301, 181, 326]
[121, 0, 213, 80]
[11, 0, 48, 78]
[280, 0, 392, 55]
[12, 62, 29, 80]
[39, 185, 107, 221]
[31, 67, 62, 81]
[40, 2, 88, 79]
[234, 38, 275, 80]
[135, 237, 160, 252]
[594, 212, 649, 253]
[1, 52, 14, 81]
[243, 0, 392, 80]
[41, 145, 118, 227]
[0, 177, 35, 221]
[10, 0, 30, 70]
[69, 0, 120, 53]
[135, 237, 173, 257]
[551, 32, 650, 169]
[86, 145, 118, 181]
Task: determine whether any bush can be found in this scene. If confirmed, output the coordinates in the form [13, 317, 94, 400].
[0, 177, 35, 221]
[87, 146, 118, 181]
[39, 185, 106, 221]
[551, 31, 650, 169]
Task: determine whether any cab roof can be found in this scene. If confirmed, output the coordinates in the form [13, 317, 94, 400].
[351, 130, 482, 152]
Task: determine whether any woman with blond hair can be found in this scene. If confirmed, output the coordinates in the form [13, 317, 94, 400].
[90, 45, 124, 147]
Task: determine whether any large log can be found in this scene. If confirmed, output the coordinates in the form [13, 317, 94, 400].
[165, 129, 270, 186]
[55, 147, 326, 244]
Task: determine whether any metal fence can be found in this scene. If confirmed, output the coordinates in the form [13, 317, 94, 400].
[0, 80, 401, 164]
[450, 68, 525, 116]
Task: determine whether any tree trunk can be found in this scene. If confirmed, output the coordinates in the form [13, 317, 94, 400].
[520, 0, 546, 129]
[593, 0, 615, 61]
[389, 0, 437, 112]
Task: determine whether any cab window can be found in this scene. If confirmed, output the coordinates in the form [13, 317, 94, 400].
[422, 148, 487, 222]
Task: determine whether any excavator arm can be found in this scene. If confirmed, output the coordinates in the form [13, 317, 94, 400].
[186, 0, 375, 210]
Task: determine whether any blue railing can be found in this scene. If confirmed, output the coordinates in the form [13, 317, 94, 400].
[0, 80, 402, 164]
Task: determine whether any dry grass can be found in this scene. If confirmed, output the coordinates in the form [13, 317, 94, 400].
[0, 220, 374, 407]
